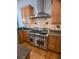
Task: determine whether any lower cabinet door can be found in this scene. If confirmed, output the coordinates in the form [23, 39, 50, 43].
[23, 32, 29, 43]
[48, 35, 56, 51]
[18, 31, 24, 43]
[55, 36, 61, 53]
[48, 35, 61, 53]
[18, 31, 30, 43]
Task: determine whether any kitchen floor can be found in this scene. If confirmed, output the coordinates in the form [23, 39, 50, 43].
[21, 42, 60, 59]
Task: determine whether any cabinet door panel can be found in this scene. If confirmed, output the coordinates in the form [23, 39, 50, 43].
[55, 36, 61, 52]
[23, 32, 30, 43]
[48, 35, 61, 53]
[48, 36, 56, 51]
[19, 31, 24, 43]
[51, 0, 61, 24]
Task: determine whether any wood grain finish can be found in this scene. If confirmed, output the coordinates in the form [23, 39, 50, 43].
[51, 0, 61, 24]
[21, 42, 61, 59]
[48, 35, 56, 51]
[55, 36, 61, 52]
[18, 31, 30, 43]
[23, 31, 30, 43]
[18, 30, 24, 43]
[21, 5, 34, 24]
[48, 35, 61, 53]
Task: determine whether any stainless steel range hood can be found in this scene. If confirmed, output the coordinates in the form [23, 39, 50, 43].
[30, 0, 50, 19]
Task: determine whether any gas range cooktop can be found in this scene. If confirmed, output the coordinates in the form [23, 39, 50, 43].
[29, 28, 49, 36]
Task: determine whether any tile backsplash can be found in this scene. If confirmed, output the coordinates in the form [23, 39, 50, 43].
[30, 18, 50, 28]
[29, 18, 61, 31]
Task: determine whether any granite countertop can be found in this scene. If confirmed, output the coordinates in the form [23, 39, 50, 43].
[17, 27, 32, 31]
[49, 30, 61, 36]
[17, 27, 61, 36]
[17, 27, 32, 33]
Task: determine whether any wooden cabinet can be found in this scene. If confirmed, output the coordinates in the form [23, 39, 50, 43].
[55, 36, 61, 53]
[51, 0, 61, 24]
[18, 30, 29, 43]
[18, 30, 24, 43]
[21, 5, 34, 25]
[48, 35, 56, 51]
[23, 31, 30, 43]
[48, 35, 61, 53]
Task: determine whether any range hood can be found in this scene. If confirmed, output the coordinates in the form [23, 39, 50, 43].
[30, 0, 50, 19]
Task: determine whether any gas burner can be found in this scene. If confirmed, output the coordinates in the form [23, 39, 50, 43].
[29, 28, 49, 36]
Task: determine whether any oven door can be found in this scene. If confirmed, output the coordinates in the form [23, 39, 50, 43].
[37, 40, 44, 46]
[36, 36, 48, 50]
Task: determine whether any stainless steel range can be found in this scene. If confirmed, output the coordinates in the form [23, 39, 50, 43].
[28, 28, 49, 50]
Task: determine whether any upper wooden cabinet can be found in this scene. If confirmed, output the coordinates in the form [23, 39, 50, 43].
[51, 0, 61, 24]
[21, 5, 34, 24]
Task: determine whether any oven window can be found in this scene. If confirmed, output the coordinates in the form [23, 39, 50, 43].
[37, 40, 44, 46]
